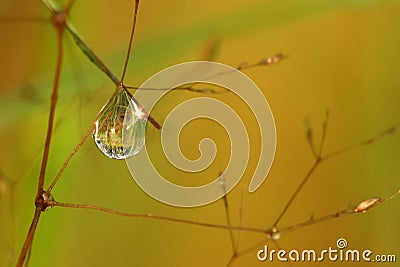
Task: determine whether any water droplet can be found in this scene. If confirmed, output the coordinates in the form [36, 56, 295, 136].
[92, 88, 147, 159]
[266, 226, 281, 240]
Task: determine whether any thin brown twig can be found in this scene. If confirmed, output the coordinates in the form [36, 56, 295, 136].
[225, 184, 246, 267]
[273, 160, 319, 227]
[65, 23, 120, 85]
[305, 118, 318, 159]
[37, 27, 63, 194]
[129, 53, 286, 131]
[23, 242, 33, 267]
[323, 123, 400, 160]
[387, 188, 400, 201]
[48, 200, 267, 234]
[237, 54, 287, 71]
[44, 187, 400, 258]
[318, 110, 329, 156]
[231, 120, 400, 263]
[236, 184, 246, 251]
[236, 238, 269, 258]
[40, 0, 55, 13]
[38, 0, 161, 131]
[226, 188, 400, 261]
[46, 84, 119, 194]
[280, 208, 353, 233]
[120, 0, 139, 84]
[273, 119, 399, 228]
[46, 122, 96, 193]
[279, 188, 400, 233]
[220, 174, 237, 255]
[125, 84, 227, 94]
[16, 208, 42, 267]
[46, 67, 141, 194]
[16, 4, 67, 266]
[125, 54, 287, 94]
[45, 0, 161, 194]
[66, 21, 162, 130]
[225, 256, 235, 267]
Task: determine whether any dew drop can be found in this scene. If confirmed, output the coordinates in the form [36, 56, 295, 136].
[266, 226, 281, 240]
[92, 88, 147, 159]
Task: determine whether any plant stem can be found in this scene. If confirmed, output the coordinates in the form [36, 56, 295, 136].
[65, 23, 120, 85]
[120, 0, 139, 84]
[47, 119, 98, 193]
[49, 200, 267, 234]
[37, 28, 63, 193]
[16, 208, 42, 267]
[16, 13, 65, 266]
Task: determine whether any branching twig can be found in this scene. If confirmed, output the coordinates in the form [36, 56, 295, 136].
[225, 184, 247, 267]
[225, 188, 400, 262]
[36, 19, 64, 195]
[120, 0, 139, 84]
[39, 0, 161, 130]
[47, 200, 267, 234]
[46, 122, 96, 193]
[281, 188, 400, 233]
[125, 54, 287, 94]
[323, 123, 400, 160]
[219, 174, 237, 254]
[43, 187, 400, 265]
[273, 118, 400, 228]
[237, 54, 287, 71]
[16, 208, 42, 267]
[16, 2, 68, 266]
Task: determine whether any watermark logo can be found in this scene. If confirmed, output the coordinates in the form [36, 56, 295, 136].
[336, 238, 348, 249]
[257, 238, 397, 263]
[123, 61, 276, 207]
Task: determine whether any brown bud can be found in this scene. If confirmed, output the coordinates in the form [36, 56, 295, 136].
[354, 197, 382, 213]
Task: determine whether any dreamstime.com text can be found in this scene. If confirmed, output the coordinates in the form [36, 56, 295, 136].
[257, 238, 396, 263]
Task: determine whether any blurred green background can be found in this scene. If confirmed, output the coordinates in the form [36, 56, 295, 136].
[0, 0, 399, 266]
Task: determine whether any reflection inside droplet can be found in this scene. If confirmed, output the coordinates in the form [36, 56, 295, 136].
[92, 87, 147, 159]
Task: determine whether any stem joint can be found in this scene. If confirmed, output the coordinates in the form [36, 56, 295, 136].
[35, 191, 55, 212]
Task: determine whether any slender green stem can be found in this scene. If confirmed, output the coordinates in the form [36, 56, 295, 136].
[65, 24, 120, 85]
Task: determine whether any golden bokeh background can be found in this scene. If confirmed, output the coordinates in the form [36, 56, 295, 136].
[0, 0, 399, 266]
